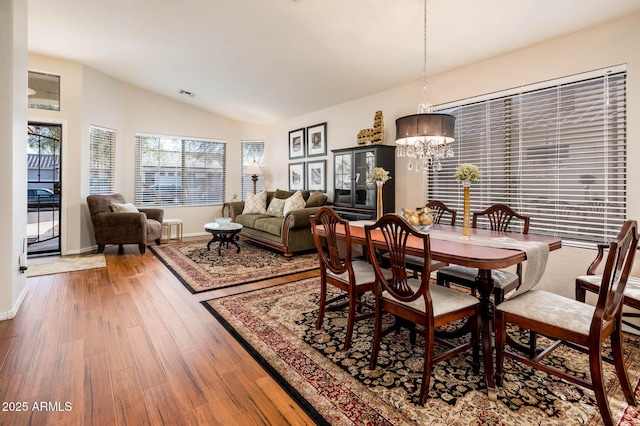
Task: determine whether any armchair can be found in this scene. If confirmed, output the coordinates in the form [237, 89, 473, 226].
[86, 193, 164, 254]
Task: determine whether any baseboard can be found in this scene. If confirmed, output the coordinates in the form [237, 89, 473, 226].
[0, 285, 29, 321]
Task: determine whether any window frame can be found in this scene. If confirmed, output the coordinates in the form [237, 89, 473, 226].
[89, 125, 116, 195]
[429, 65, 627, 248]
[240, 140, 265, 200]
[134, 133, 226, 207]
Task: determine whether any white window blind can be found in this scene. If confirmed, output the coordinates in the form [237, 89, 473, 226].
[429, 67, 627, 247]
[241, 140, 265, 199]
[134, 134, 226, 207]
[89, 126, 116, 195]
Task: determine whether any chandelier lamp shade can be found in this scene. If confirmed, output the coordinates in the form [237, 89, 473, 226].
[244, 160, 264, 194]
[395, 0, 456, 172]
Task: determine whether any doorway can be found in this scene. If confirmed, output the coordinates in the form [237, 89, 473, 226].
[27, 123, 62, 256]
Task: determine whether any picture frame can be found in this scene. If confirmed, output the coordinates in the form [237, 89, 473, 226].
[306, 160, 326, 192]
[306, 122, 327, 157]
[288, 128, 305, 159]
[288, 162, 305, 191]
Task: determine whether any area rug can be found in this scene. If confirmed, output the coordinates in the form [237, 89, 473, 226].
[27, 253, 106, 277]
[202, 277, 640, 425]
[149, 238, 318, 293]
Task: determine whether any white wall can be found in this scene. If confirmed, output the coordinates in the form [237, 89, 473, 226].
[27, 54, 272, 253]
[0, 0, 28, 319]
[268, 12, 640, 297]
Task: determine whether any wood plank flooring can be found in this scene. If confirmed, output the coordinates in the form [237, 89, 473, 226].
[0, 242, 320, 425]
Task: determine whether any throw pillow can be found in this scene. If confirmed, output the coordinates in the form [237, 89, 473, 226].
[305, 191, 327, 207]
[274, 189, 294, 199]
[242, 190, 267, 214]
[111, 202, 139, 213]
[283, 190, 306, 216]
[266, 197, 286, 217]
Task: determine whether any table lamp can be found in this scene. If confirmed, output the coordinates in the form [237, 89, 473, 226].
[244, 160, 264, 194]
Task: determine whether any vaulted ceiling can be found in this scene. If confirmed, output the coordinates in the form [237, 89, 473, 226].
[28, 0, 640, 124]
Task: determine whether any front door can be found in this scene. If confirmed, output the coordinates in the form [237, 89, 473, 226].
[27, 123, 62, 256]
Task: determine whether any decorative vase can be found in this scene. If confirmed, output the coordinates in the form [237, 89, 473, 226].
[462, 182, 471, 237]
[376, 181, 384, 220]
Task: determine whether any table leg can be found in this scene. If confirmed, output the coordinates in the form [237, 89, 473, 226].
[475, 268, 497, 401]
[207, 235, 216, 251]
[231, 234, 241, 253]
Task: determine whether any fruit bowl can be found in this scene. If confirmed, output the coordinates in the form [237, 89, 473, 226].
[400, 208, 433, 232]
[215, 217, 232, 224]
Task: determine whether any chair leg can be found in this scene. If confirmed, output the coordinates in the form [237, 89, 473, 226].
[118, 244, 124, 254]
[611, 323, 636, 406]
[138, 244, 146, 254]
[494, 311, 506, 387]
[343, 290, 358, 350]
[589, 344, 616, 426]
[471, 314, 480, 374]
[418, 327, 435, 405]
[155, 238, 161, 245]
[316, 278, 327, 330]
[97, 244, 105, 253]
[369, 301, 383, 370]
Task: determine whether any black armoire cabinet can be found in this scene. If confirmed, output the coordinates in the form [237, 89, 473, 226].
[331, 145, 395, 221]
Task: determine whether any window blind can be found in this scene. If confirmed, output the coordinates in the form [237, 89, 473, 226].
[241, 140, 265, 199]
[89, 126, 116, 195]
[134, 134, 226, 207]
[429, 67, 627, 247]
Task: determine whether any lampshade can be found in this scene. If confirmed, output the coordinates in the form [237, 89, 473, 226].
[244, 160, 263, 176]
[395, 113, 455, 146]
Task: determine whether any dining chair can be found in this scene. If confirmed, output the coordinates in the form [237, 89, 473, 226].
[576, 243, 640, 333]
[495, 220, 639, 426]
[364, 214, 481, 404]
[436, 203, 530, 304]
[425, 200, 457, 226]
[310, 207, 391, 350]
[436, 203, 535, 356]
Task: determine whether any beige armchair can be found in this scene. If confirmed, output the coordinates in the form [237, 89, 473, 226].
[86, 193, 164, 254]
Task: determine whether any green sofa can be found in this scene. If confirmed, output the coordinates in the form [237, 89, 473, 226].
[229, 189, 327, 259]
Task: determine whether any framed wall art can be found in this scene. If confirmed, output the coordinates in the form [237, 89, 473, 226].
[306, 122, 327, 157]
[288, 128, 305, 159]
[306, 159, 326, 192]
[288, 162, 305, 191]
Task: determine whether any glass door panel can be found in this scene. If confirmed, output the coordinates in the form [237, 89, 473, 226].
[27, 123, 62, 256]
[354, 150, 375, 208]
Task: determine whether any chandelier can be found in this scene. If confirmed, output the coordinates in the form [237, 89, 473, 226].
[395, 0, 455, 172]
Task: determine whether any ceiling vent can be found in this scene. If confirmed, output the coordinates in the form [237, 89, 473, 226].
[178, 89, 196, 97]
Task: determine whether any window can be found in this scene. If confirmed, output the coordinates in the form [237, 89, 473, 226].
[429, 66, 626, 247]
[28, 71, 60, 111]
[241, 140, 265, 199]
[134, 134, 226, 207]
[89, 126, 116, 195]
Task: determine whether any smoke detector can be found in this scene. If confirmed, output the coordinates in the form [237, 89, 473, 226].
[178, 89, 196, 97]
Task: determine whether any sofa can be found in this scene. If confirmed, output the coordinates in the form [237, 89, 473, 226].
[87, 193, 164, 254]
[229, 189, 328, 259]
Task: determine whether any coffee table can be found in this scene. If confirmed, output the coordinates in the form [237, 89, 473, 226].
[204, 222, 243, 255]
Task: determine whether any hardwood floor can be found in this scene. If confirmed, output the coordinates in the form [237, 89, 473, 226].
[0, 243, 320, 425]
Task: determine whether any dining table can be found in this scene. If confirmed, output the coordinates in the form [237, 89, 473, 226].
[316, 220, 562, 400]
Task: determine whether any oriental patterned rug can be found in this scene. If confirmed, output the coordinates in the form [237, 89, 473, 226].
[149, 238, 318, 293]
[203, 277, 640, 425]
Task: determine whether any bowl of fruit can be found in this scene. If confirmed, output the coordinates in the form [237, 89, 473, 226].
[400, 207, 434, 232]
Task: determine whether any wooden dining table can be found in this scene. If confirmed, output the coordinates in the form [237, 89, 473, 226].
[317, 221, 562, 400]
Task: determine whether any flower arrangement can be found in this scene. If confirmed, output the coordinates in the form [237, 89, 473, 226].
[370, 167, 391, 183]
[454, 163, 481, 183]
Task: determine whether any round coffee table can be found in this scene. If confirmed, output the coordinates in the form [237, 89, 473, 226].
[204, 222, 243, 255]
